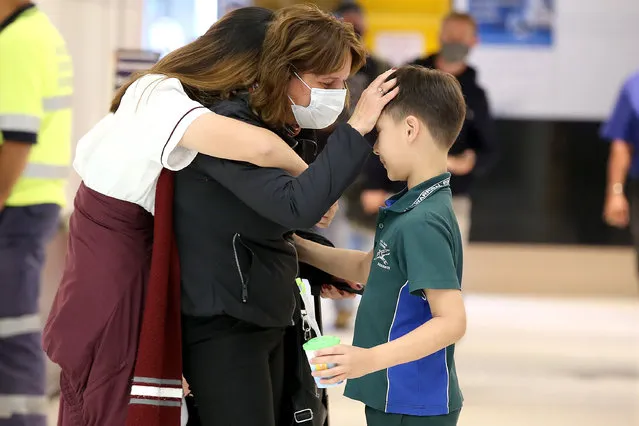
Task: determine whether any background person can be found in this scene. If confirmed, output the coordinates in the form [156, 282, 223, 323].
[602, 70, 639, 280]
[411, 12, 497, 245]
[0, 1, 72, 425]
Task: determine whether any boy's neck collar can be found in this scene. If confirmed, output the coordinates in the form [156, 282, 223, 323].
[385, 172, 451, 213]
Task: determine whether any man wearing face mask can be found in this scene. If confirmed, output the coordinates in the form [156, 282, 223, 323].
[412, 12, 496, 245]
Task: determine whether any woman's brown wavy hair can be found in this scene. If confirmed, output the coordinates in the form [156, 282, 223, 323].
[109, 7, 274, 113]
[251, 4, 367, 128]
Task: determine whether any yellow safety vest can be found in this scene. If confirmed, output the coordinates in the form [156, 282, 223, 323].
[0, 4, 72, 207]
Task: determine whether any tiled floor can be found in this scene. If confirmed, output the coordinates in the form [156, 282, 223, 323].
[47, 294, 639, 426]
[324, 294, 639, 426]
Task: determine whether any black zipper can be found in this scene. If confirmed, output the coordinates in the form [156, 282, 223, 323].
[285, 238, 300, 277]
[232, 233, 252, 303]
[286, 238, 299, 325]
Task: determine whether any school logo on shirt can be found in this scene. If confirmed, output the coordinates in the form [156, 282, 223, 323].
[374, 240, 391, 270]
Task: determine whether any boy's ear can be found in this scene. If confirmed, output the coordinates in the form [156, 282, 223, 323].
[405, 115, 421, 144]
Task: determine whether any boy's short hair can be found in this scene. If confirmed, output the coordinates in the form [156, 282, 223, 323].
[384, 65, 466, 149]
[443, 12, 477, 33]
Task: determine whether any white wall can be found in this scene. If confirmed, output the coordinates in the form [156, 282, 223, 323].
[461, 0, 639, 120]
[36, 0, 144, 208]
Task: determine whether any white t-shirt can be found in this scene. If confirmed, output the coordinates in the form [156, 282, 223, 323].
[73, 74, 208, 214]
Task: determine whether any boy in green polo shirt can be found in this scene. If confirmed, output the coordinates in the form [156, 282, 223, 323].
[295, 65, 467, 426]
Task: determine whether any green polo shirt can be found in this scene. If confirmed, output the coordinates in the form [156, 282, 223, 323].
[345, 172, 464, 417]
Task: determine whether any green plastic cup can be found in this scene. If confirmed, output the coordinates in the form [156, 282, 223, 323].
[303, 336, 342, 389]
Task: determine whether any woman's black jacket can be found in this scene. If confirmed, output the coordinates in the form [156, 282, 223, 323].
[174, 94, 372, 327]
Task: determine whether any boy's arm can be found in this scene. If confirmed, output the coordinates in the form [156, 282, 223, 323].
[369, 289, 466, 370]
[294, 234, 373, 284]
[378, 214, 466, 364]
[311, 289, 465, 384]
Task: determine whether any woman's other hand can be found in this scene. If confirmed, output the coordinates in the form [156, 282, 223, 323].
[316, 202, 339, 228]
[320, 278, 362, 299]
[347, 68, 399, 136]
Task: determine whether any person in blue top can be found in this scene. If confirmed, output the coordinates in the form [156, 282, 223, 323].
[602, 70, 639, 277]
[295, 65, 468, 426]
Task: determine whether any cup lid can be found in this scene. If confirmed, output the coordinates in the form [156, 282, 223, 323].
[303, 335, 340, 351]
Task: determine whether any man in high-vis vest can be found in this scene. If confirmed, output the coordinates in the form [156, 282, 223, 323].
[0, 1, 72, 425]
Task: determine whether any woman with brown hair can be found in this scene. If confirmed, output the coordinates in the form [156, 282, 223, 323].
[42, 7, 319, 426]
[175, 4, 398, 426]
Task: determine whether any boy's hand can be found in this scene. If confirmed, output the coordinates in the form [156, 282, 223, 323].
[311, 344, 377, 385]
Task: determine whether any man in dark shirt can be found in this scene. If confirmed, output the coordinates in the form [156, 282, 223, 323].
[412, 12, 496, 245]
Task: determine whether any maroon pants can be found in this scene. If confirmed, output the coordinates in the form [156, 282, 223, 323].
[43, 183, 153, 426]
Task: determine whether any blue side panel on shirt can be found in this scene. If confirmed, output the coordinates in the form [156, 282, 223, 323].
[386, 284, 450, 416]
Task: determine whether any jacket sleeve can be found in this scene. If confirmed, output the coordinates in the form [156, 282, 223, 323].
[467, 89, 498, 176]
[190, 122, 372, 229]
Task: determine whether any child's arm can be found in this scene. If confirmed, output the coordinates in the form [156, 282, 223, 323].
[311, 289, 465, 384]
[294, 234, 374, 284]
[370, 289, 466, 367]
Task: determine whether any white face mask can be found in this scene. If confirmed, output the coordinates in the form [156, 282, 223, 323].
[289, 73, 347, 130]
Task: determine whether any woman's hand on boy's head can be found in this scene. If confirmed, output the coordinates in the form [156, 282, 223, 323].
[348, 68, 400, 136]
[311, 344, 377, 384]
